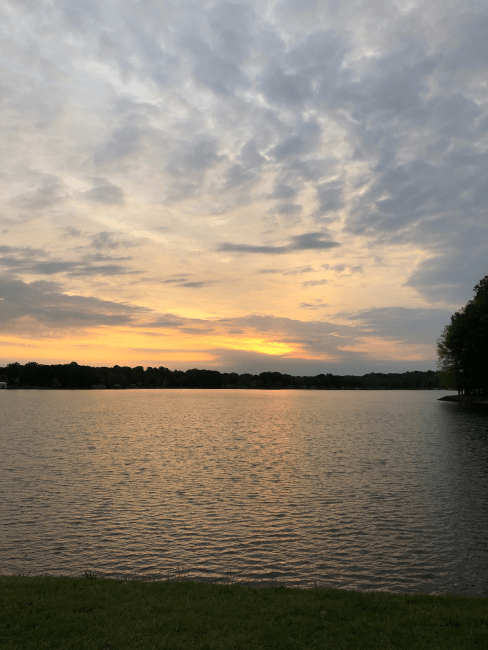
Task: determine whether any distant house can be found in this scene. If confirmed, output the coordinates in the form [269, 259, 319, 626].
[0, 382, 7, 389]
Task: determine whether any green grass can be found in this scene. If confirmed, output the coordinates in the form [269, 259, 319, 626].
[1, 575, 487, 649]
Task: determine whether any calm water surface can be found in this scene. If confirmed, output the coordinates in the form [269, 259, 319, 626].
[1, 389, 487, 595]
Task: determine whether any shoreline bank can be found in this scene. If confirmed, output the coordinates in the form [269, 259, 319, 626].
[1, 575, 486, 649]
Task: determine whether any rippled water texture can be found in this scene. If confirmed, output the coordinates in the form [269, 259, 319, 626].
[1, 389, 487, 595]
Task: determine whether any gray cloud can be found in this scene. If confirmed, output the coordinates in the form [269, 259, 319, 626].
[181, 281, 211, 288]
[300, 301, 328, 310]
[0, 245, 46, 257]
[161, 274, 191, 284]
[220, 138, 268, 198]
[95, 125, 145, 168]
[284, 265, 314, 275]
[219, 232, 340, 255]
[84, 183, 125, 205]
[273, 203, 302, 221]
[160, 274, 212, 288]
[405, 247, 488, 305]
[290, 232, 339, 250]
[271, 121, 322, 160]
[0, 276, 146, 330]
[260, 29, 350, 109]
[65, 264, 139, 278]
[314, 180, 345, 221]
[255, 264, 315, 275]
[322, 264, 363, 275]
[61, 227, 83, 239]
[273, 182, 298, 200]
[219, 243, 289, 255]
[59, 0, 103, 31]
[0, 246, 139, 278]
[339, 306, 453, 346]
[13, 181, 66, 211]
[163, 135, 226, 202]
[180, 1, 254, 96]
[90, 232, 121, 250]
[169, 137, 224, 175]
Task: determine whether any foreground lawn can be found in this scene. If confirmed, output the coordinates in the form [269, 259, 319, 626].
[0, 575, 487, 649]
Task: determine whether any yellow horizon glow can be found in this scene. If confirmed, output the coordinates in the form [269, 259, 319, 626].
[0, 324, 433, 369]
[0, 327, 297, 366]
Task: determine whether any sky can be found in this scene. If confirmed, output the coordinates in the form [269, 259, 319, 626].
[1, 0, 487, 375]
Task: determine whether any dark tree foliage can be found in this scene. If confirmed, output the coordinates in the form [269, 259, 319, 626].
[437, 276, 488, 395]
[0, 361, 441, 390]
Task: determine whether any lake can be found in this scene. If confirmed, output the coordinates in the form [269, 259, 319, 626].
[1, 389, 487, 596]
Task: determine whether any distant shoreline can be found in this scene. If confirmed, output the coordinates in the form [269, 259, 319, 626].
[2, 386, 450, 391]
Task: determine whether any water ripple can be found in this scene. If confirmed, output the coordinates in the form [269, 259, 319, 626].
[1, 389, 487, 596]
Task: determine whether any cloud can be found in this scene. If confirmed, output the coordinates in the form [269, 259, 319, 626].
[94, 125, 145, 169]
[0, 245, 46, 257]
[256, 268, 281, 274]
[218, 242, 289, 255]
[0, 246, 139, 278]
[272, 182, 298, 200]
[313, 180, 345, 221]
[405, 249, 488, 305]
[284, 265, 314, 275]
[260, 29, 350, 109]
[170, 137, 224, 175]
[181, 281, 211, 288]
[290, 232, 339, 250]
[300, 300, 328, 310]
[160, 274, 213, 288]
[137, 314, 187, 329]
[90, 232, 122, 250]
[84, 183, 125, 205]
[12, 180, 66, 211]
[322, 264, 363, 275]
[61, 227, 83, 239]
[0, 276, 146, 330]
[218, 232, 340, 255]
[271, 121, 322, 160]
[180, 1, 254, 96]
[339, 306, 453, 346]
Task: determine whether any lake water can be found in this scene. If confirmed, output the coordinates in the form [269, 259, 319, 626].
[1, 389, 487, 596]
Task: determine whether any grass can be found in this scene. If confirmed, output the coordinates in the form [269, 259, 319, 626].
[1, 574, 487, 649]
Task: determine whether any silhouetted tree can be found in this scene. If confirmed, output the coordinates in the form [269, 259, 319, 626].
[437, 276, 488, 395]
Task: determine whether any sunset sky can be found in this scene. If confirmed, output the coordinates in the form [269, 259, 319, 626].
[1, 0, 487, 375]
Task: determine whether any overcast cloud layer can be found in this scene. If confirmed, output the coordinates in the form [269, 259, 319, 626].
[0, 0, 487, 373]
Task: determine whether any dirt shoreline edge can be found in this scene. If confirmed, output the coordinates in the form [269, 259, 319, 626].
[438, 395, 488, 407]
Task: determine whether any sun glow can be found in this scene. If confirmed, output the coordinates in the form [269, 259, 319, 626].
[220, 337, 294, 356]
[0, 325, 297, 367]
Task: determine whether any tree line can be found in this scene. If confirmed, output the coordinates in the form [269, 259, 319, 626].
[437, 275, 488, 395]
[0, 362, 441, 390]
